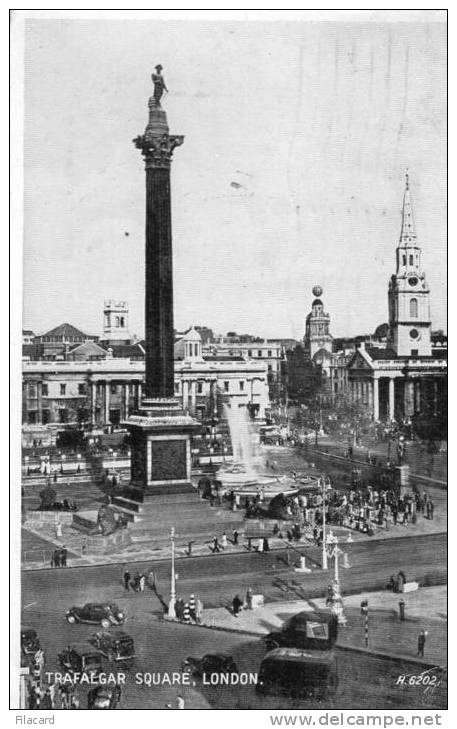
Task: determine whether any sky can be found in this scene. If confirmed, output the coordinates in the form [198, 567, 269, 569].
[21, 13, 447, 340]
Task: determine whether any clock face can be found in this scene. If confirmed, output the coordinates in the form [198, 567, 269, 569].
[408, 276, 419, 287]
[410, 328, 419, 340]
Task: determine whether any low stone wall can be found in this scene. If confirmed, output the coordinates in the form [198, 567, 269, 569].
[84, 529, 131, 554]
[25, 510, 75, 527]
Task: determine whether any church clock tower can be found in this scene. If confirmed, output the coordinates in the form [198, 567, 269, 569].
[388, 173, 431, 357]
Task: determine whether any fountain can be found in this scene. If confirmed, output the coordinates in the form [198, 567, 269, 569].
[217, 405, 299, 499]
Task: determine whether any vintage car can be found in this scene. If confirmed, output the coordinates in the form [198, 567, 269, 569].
[66, 603, 125, 628]
[264, 612, 338, 651]
[182, 652, 238, 677]
[256, 647, 338, 700]
[21, 628, 41, 655]
[87, 684, 122, 710]
[58, 643, 103, 677]
[90, 631, 135, 663]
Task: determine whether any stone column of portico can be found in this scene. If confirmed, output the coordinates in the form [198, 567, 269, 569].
[368, 380, 373, 412]
[124, 383, 130, 418]
[190, 381, 197, 415]
[182, 380, 189, 412]
[433, 380, 438, 416]
[388, 378, 395, 422]
[373, 378, 379, 421]
[210, 380, 218, 414]
[404, 380, 415, 418]
[91, 382, 96, 424]
[414, 381, 421, 414]
[104, 382, 110, 425]
[36, 381, 43, 424]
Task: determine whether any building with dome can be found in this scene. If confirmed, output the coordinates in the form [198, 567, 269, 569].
[346, 175, 447, 423]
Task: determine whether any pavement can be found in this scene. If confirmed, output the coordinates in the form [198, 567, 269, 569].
[198, 585, 447, 668]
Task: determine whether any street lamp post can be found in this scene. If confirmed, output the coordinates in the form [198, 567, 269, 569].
[321, 477, 329, 570]
[167, 527, 176, 619]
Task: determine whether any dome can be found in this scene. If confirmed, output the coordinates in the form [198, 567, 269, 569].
[312, 285, 323, 297]
[312, 299, 323, 307]
[183, 327, 202, 342]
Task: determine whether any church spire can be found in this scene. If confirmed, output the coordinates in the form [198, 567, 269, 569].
[399, 169, 417, 245]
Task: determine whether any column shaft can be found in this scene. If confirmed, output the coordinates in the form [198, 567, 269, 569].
[373, 379, 379, 421]
[388, 378, 395, 421]
[104, 382, 110, 424]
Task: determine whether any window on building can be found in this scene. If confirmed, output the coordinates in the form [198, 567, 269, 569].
[27, 411, 37, 424]
[42, 384, 48, 396]
[59, 409, 68, 423]
[409, 254, 414, 266]
[28, 384, 37, 398]
[239, 381, 244, 391]
[78, 383, 86, 395]
[257, 350, 262, 357]
[197, 382, 203, 394]
[247, 350, 252, 357]
[268, 350, 272, 357]
[224, 381, 229, 392]
[60, 384, 66, 396]
[402, 254, 406, 266]
[120, 317, 125, 327]
[268, 364, 273, 372]
[174, 381, 180, 392]
[410, 298, 418, 318]
[411, 349, 419, 357]
[42, 410, 50, 425]
[111, 384, 117, 394]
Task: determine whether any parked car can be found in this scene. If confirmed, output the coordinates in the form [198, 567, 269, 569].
[256, 647, 338, 700]
[264, 612, 338, 651]
[182, 652, 238, 677]
[58, 643, 103, 678]
[21, 628, 40, 655]
[87, 684, 122, 710]
[66, 603, 125, 628]
[90, 631, 135, 663]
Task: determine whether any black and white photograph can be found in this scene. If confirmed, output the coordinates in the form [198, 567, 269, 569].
[11, 9, 447, 718]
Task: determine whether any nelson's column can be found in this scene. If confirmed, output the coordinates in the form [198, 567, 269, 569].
[124, 67, 198, 499]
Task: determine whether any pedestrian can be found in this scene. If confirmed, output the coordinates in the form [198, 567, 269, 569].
[429, 501, 434, 520]
[54, 549, 61, 568]
[182, 602, 191, 624]
[263, 537, 270, 552]
[189, 594, 196, 620]
[232, 529, 239, 545]
[123, 569, 131, 591]
[195, 598, 203, 624]
[148, 568, 156, 590]
[232, 594, 243, 617]
[139, 574, 146, 592]
[417, 630, 426, 657]
[246, 587, 253, 610]
[220, 532, 228, 550]
[257, 537, 264, 553]
[175, 598, 185, 620]
[176, 695, 185, 710]
[212, 535, 220, 553]
[60, 546, 67, 567]
[132, 571, 141, 592]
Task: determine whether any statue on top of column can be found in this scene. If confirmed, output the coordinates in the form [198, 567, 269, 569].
[151, 64, 168, 105]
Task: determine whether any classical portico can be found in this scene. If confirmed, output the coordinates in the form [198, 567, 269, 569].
[348, 344, 447, 423]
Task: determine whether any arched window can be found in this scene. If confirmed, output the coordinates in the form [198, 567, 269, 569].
[115, 316, 120, 327]
[410, 298, 418, 318]
[402, 255, 407, 266]
[409, 254, 414, 266]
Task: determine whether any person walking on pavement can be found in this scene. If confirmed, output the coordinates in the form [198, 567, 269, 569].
[148, 568, 156, 590]
[123, 569, 131, 591]
[212, 535, 220, 553]
[60, 546, 67, 567]
[232, 594, 243, 617]
[139, 574, 146, 592]
[429, 500, 435, 520]
[176, 695, 185, 709]
[417, 630, 426, 657]
[246, 587, 253, 610]
[232, 529, 239, 545]
[257, 537, 264, 553]
[220, 532, 228, 550]
[189, 594, 196, 621]
[195, 598, 203, 624]
[40, 689, 53, 710]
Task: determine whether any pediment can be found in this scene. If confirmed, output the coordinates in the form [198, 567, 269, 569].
[348, 352, 373, 370]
